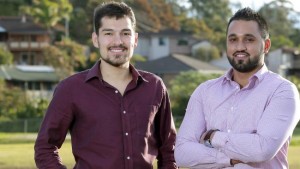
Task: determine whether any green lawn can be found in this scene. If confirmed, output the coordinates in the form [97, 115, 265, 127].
[0, 128, 299, 169]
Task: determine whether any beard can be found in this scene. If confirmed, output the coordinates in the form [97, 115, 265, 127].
[100, 44, 130, 67]
[227, 52, 262, 73]
[101, 54, 128, 67]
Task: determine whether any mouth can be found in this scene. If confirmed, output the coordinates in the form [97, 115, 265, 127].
[234, 52, 249, 59]
[108, 46, 127, 53]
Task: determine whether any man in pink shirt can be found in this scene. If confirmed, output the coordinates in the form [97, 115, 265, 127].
[175, 7, 300, 168]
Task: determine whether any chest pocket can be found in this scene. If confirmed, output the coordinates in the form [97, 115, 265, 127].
[134, 105, 158, 137]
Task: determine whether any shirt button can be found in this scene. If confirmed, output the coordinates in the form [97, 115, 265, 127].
[115, 90, 118, 94]
[227, 129, 231, 133]
[127, 156, 130, 160]
[125, 132, 128, 136]
[123, 110, 126, 114]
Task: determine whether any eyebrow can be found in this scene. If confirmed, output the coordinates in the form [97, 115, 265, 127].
[101, 28, 132, 32]
[228, 33, 256, 38]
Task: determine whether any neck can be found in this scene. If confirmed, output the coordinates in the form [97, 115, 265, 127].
[232, 65, 263, 88]
[100, 60, 131, 82]
[99, 60, 132, 95]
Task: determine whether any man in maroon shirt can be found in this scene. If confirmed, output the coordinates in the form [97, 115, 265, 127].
[34, 1, 177, 169]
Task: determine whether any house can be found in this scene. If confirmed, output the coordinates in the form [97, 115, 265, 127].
[210, 52, 231, 70]
[135, 53, 225, 86]
[0, 65, 59, 99]
[134, 29, 201, 60]
[0, 16, 59, 99]
[0, 16, 51, 65]
[266, 47, 300, 77]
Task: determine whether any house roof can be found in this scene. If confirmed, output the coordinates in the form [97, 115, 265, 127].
[139, 29, 198, 40]
[0, 65, 59, 82]
[0, 16, 48, 34]
[135, 54, 225, 74]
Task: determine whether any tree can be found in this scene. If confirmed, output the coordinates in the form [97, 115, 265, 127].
[0, 79, 48, 120]
[43, 38, 87, 79]
[169, 71, 222, 116]
[193, 46, 220, 62]
[259, 0, 296, 49]
[270, 35, 294, 49]
[0, 0, 31, 16]
[0, 47, 13, 65]
[186, 0, 232, 49]
[20, 0, 72, 38]
[0, 80, 26, 120]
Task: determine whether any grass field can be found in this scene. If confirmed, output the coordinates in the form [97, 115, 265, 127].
[0, 128, 299, 169]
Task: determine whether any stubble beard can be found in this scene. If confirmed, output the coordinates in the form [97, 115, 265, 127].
[101, 52, 131, 67]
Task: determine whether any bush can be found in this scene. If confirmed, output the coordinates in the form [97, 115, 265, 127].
[169, 71, 222, 116]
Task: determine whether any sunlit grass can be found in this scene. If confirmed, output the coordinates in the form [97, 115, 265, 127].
[0, 128, 299, 169]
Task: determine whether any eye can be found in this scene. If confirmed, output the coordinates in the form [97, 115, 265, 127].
[228, 37, 237, 42]
[123, 32, 131, 36]
[245, 38, 255, 42]
[104, 32, 112, 36]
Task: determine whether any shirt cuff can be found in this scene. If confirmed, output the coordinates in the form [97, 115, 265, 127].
[216, 150, 232, 167]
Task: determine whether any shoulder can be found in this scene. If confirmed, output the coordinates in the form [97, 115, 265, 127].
[138, 69, 165, 84]
[190, 75, 224, 99]
[56, 69, 90, 90]
[262, 71, 299, 97]
[264, 71, 296, 88]
[195, 75, 224, 91]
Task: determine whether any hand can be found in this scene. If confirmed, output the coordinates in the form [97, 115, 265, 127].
[199, 129, 218, 144]
[230, 159, 243, 166]
[200, 130, 209, 144]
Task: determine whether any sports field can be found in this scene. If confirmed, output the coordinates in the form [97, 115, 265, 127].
[0, 128, 299, 169]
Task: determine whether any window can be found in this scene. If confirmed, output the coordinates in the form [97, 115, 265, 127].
[159, 37, 166, 46]
[177, 39, 188, 46]
[28, 82, 41, 90]
[20, 53, 28, 64]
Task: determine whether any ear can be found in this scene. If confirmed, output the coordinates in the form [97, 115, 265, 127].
[92, 32, 99, 48]
[134, 32, 138, 48]
[264, 38, 271, 54]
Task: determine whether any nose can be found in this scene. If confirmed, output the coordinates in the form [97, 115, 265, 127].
[235, 41, 247, 51]
[112, 34, 123, 45]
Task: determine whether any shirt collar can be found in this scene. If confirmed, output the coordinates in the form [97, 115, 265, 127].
[85, 60, 147, 83]
[222, 64, 269, 84]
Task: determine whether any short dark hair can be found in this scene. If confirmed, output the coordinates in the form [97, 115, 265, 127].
[227, 7, 269, 39]
[93, 2, 136, 35]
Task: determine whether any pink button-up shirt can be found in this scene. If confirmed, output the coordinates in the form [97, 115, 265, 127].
[175, 65, 300, 169]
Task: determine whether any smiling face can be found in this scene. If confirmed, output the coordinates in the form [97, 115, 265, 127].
[226, 20, 271, 73]
[92, 16, 138, 68]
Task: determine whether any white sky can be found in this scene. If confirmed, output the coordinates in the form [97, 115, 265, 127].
[230, 0, 300, 12]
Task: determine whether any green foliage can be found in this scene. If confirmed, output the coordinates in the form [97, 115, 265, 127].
[169, 71, 222, 116]
[0, 47, 13, 65]
[288, 75, 300, 94]
[194, 46, 220, 62]
[69, 7, 90, 44]
[0, 80, 26, 119]
[20, 0, 72, 33]
[259, 0, 295, 38]
[290, 28, 300, 47]
[130, 54, 147, 65]
[43, 38, 87, 79]
[270, 35, 294, 50]
[186, 0, 232, 49]
[0, 0, 30, 16]
[259, 0, 297, 49]
[0, 80, 48, 120]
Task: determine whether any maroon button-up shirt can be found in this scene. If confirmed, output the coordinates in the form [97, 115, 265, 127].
[34, 61, 177, 169]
